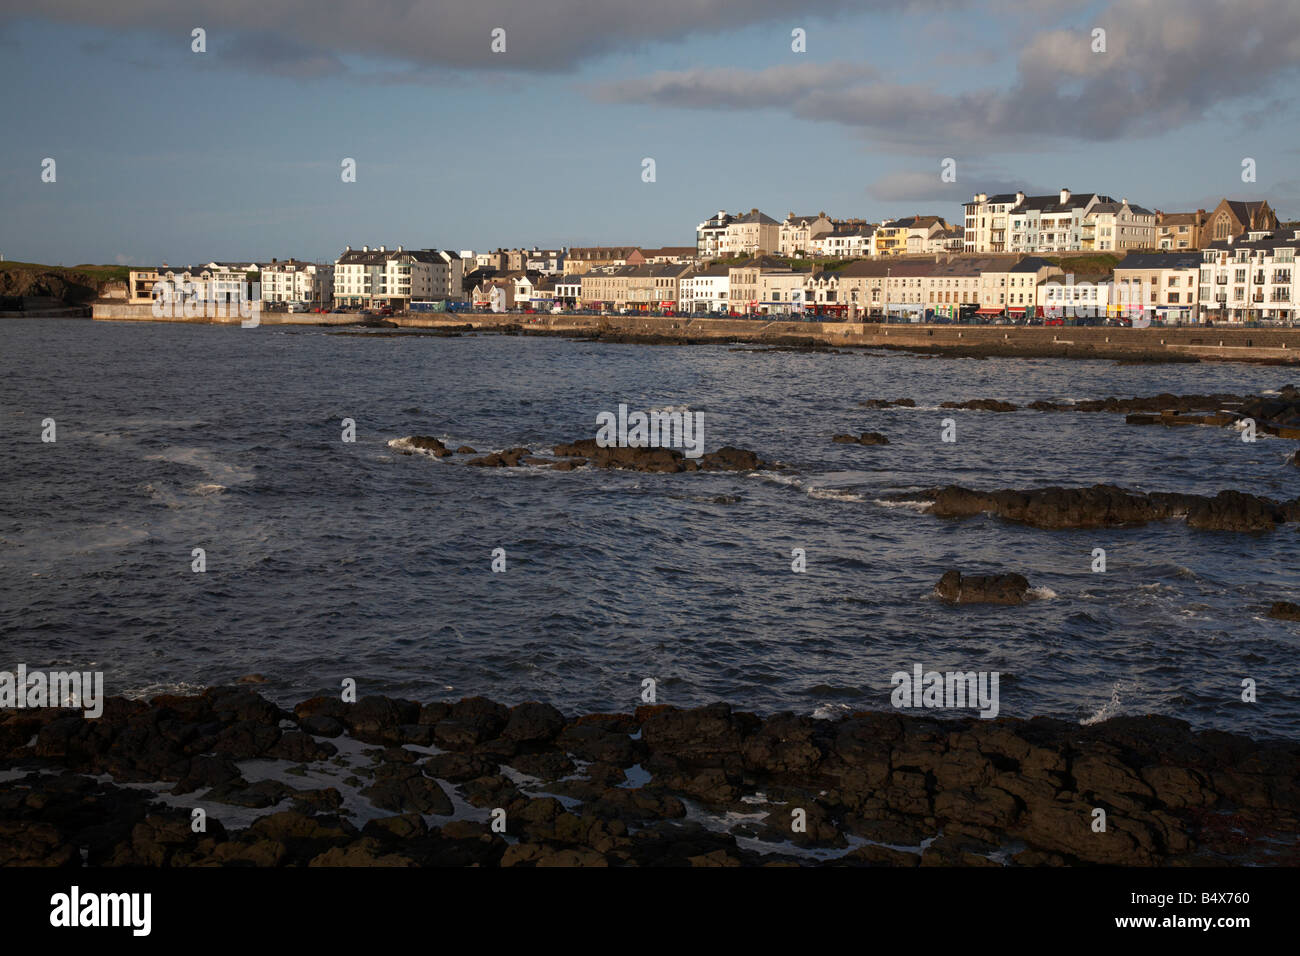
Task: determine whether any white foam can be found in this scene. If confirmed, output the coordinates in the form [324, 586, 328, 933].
[807, 487, 866, 503]
[872, 499, 933, 513]
[1080, 681, 1131, 726]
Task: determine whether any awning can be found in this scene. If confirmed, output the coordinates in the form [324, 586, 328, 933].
[1007, 307, 1027, 313]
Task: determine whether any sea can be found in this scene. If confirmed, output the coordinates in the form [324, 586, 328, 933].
[1, 319, 1296, 738]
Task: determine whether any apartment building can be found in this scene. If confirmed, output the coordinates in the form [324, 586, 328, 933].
[976, 256, 1061, 317]
[757, 270, 810, 315]
[554, 275, 583, 308]
[1082, 200, 1157, 252]
[1038, 272, 1113, 319]
[580, 265, 637, 309]
[696, 210, 733, 260]
[679, 265, 730, 313]
[1199, 229, 1299, 323]
[566, 247, 644, 274]
[964, 189, 1146, 254]
[811, 225, 875, 258]
[872, 216, 949, 256]
[728, 256, 791, 314]
[778, 212, 834, 257]
[624, 263, 692, 310]
[721, 209, 780, 257]
[259, 259, 334, 306]
[522, 248, 566, 275]
[333, 246, 462, 308]
[127, 265, 250, 308]
[1156, 210, 1209, 250]
[1113, 252, 1201, 322]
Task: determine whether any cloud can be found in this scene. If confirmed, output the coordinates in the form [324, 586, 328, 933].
[11, 0, 907, 74]
[596, 0, 1300, 151]
[594, 62, 876, 110]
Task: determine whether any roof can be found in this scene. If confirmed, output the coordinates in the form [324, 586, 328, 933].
[731, 210, 778, 225]
[568, 247, 639, 260]
[728, 255, 789, 270]
[1158, 211, 1207, 226]
[1114, 252, 1203, 271]
[1007, 256, 1057, 273]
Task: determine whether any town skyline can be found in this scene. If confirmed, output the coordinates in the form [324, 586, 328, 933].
[4, 0, 1300, 265]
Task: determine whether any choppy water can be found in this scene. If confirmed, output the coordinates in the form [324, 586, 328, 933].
[1, 319, 1296, 738]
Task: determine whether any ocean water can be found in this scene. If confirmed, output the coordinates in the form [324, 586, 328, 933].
[1, 319, 1296, 738]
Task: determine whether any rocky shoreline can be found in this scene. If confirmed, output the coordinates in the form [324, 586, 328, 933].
[2, 688, 1296, 867]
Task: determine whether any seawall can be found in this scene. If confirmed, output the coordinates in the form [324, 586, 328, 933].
[89, 302, 1300, 362]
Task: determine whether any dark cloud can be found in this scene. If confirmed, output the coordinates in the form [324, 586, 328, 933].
[12, 0, 911, 73]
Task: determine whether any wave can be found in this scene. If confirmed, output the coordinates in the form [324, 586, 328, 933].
[872, 498, 933, 513]
[1080, 681, 1130, 726]
[807, 487, 866, 503]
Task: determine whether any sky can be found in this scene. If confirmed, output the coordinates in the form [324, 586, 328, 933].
[1, 0, 1298, 267]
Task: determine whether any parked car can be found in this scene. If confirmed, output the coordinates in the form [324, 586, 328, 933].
[378, 306, 394, 317]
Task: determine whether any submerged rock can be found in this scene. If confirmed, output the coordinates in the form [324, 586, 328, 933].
[935, 570, 1032, 605]
[832, 432, 890, 445]
[1267, 601, 1300, 622]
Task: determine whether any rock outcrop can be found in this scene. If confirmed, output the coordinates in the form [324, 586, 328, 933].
[892, 484, 1297, 532]
[935, 570, 1032, 605]
[2, 689, 1297, 867]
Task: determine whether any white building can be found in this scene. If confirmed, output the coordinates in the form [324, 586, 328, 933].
[758, 271, 809, 315]
[333, 245, 462, 308]
[679, 265, 730, 313]
[1038, 272, 1114, 319]
[778, 212, 834, 257]
[810, 226, 875, 258]
[696, 210, 733, 260]
[1199, 229, 1299, 323]
[260, 259, 334, 306]
[964, 189, 1151, 254]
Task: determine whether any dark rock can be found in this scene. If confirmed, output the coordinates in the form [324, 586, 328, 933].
[832, 432, 889, 445]
[935, 570, 1032, 605]
[1268, 601, 1300, 622]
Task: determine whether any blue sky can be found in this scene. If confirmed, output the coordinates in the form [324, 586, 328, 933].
[1, 0, 1297, 266]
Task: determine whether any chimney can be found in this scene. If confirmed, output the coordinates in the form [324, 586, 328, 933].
[362, 245, 369, 252]
[345, 245, 351, 251]
[1015, 191, 1024, 205]
[379, 245, 386, 252]
[1060, 188, 1071, 204]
